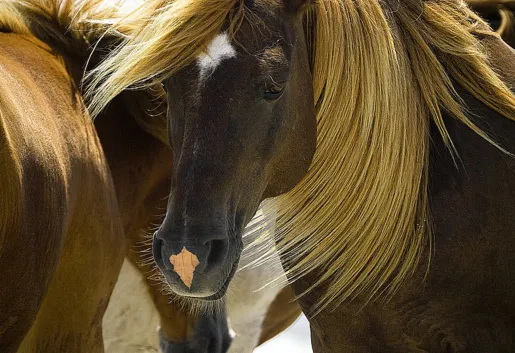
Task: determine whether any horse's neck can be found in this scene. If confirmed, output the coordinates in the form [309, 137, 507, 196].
[429, 35, 515, 187]
[441, 35, 515, 153]
[481, 36, 515, 86]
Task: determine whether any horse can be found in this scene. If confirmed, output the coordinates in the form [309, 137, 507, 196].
[96, 87, 301, 353]
[0, 1, 301, 352]
[0, 11, 124, 353]
[87, 0, 515, 351]
[91, 63, 302, 353]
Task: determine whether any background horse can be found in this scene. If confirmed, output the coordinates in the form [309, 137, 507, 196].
[0, 1, 301, 352]
[0, 14, 124, 353]
[87, 0, 515, 352]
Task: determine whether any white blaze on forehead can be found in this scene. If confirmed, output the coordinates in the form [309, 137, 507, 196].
[197, 32, 236, 80]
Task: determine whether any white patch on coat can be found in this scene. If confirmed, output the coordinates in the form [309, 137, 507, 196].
[197, 32, 236, 80]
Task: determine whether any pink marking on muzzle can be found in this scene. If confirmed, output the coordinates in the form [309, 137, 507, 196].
[169, 247, 200, 289]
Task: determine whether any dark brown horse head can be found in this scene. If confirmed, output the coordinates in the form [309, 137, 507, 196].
[153, 0, 316, 299]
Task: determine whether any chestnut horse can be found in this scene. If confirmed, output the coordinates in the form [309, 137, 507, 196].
[87, 0, 515, 352]
[0, 23, 124, 353]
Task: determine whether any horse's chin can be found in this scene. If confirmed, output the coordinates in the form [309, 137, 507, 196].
[170, 275, 229, 301]
[163, 262, 240, 316]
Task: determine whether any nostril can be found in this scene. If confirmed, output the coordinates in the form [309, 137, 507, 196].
[152, 235, 166, 268]
[152, 232, 175, 271]
[204, 239, 228, 273]
[154, 229, 164, 240]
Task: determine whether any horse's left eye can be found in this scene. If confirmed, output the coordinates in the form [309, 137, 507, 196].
[264, 84, 285, 101]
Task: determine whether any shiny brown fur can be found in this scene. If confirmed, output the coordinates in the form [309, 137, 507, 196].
[258, 285, 302, 345]
[0, 33, 124, 353]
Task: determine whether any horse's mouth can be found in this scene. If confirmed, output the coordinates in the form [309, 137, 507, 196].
[183, 256, 239, 301]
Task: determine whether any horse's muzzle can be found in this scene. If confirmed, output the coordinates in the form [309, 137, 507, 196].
[152, 230, 240, 299]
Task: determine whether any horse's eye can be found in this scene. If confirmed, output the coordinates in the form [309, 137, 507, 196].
[264, 84, 285, 101]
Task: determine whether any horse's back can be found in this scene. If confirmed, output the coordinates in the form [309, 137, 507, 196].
[0, 33, 123, 353]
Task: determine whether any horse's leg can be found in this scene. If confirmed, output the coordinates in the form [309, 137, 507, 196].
[257, 285, 302, 345]
[157, 310, 232, 353]
[103, 259, 161, 352]
[13, 138, 124, 353]
[224, 244, 294, 353]
[0, 126, 67, 353]
[224, 271, 280, 353]
[16, 161, 124, 353]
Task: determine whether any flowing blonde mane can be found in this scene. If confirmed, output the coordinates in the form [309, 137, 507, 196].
[84, 0, 246, 117]
[12, 0, 515, 313]
[276, 0, 515, 313]
[271, 0, 515, 314]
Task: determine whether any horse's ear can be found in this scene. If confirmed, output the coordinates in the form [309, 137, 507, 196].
[283, 0, 313, 13]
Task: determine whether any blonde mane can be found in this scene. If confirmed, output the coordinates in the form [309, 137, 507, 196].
[84, 0, 246, 117]
[0, 0, 123, 52]
[274, 0, 515, 314]
[8, 0, 515, 314]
